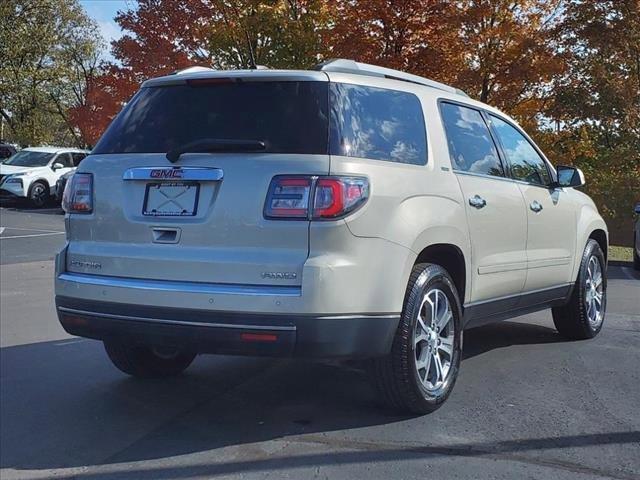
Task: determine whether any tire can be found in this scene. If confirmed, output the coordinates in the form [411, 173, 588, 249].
[369, 263, 463, 414]
[28, 181, 49, 208]
[634, 236, 640, 271]
[104, 341, 196, 378]
[552, 239, 607, 340]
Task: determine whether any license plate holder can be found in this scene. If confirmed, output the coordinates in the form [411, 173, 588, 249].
[143, 182, 200, 217]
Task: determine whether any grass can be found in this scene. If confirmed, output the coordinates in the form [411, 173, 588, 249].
[609, 245, 633, 262]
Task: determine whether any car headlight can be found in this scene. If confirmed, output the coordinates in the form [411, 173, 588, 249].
[3, 175, 23, 185]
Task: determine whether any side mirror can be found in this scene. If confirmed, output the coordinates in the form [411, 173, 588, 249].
[51, 162, 64, 171]
[634, 203, 640, 215]
[556, 165, 585, 188]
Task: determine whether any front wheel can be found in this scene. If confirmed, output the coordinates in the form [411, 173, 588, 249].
[104, 341, 196, 378]
[369, 263, 463, 414]
[28, 181, 49, 208]
[552, 239, 607, 340]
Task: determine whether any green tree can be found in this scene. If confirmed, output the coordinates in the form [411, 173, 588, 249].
[0, 0, 102, 147]
[540, 0, 640, 246]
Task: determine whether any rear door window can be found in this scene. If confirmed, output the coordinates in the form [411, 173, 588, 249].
[329, 84, 427, 165]
[55, 153, 74, 168]
[440, 102, 504, 177]
[489, 115, 551, 186]
[93, 81, 329, 155]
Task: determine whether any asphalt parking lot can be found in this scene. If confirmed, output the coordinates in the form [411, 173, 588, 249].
[1, 206, 639, 480]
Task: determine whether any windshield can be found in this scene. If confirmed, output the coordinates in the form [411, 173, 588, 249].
[93, 81, 329, 155]
[3, 151, 54, 167]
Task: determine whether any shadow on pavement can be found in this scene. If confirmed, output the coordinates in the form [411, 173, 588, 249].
[463, 321, 564, 360]
[0, 321, 634, 474]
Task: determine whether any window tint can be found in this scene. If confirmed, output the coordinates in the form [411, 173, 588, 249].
[440, 103, 503, 177]
[4, 151, 54, 167]
[55, 153, 73, 167]
[72, 153, 86, 166]
[489, 115, 551, 186]
[330, 84, 427, 165]
[93, 82, 329, 155]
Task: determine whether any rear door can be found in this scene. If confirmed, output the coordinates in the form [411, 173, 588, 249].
[440, 102, 528, 306]
[488, 115, 576, 291]
[66, 76, 330, 287]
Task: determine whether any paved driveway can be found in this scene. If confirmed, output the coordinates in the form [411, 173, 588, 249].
[1, 207, 639, 479]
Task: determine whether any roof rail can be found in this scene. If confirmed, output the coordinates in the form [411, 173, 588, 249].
[314, 59, 469, 97]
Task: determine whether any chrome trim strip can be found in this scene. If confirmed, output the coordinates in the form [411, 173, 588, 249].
[123, 167, 224, 181]
[58, 306, 297, 331]
[464, 283, 572, 308]
[58, 272, 301, 297]
[478, 261, 527, 275]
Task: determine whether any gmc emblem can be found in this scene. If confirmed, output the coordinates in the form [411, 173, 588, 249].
[150, 169, 183, 179]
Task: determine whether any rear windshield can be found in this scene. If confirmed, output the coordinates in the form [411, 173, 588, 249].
[93, 81, 330, 155]
[93, 80, 427, 165]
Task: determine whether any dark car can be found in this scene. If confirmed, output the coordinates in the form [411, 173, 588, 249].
[0, 143, 17, 162]
[54, 152, 88, 203]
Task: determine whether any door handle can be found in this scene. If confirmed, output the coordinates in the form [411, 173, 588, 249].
[469, 195, 487, 209]
[530, 200, 543, 212]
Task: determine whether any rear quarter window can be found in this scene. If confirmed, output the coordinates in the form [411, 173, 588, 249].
[329, 84, 427, 165]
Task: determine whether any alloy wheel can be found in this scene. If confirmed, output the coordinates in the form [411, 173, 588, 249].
[585, 255, 604, 327]
[414, 288, 455, 392]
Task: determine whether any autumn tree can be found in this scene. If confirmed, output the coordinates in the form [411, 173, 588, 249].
[451, 0, 565, 126]
[539, 0, 640, 245]
[0, 0, 102, 146]
[70, 0, 329, 145]
[323, 0, 458, 80]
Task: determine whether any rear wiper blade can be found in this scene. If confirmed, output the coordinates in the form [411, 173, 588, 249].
[166, 138, 266, 163]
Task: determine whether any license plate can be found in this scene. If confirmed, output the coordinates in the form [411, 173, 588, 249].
[143, 182, 199, 216]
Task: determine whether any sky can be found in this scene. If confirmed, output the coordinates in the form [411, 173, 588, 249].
[79, 0, 130, 60]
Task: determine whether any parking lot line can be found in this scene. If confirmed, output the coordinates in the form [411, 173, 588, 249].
[0, 226, 64, 233]
[0, 232, 65, 240]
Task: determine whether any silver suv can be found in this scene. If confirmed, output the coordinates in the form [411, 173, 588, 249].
[55, 60, 608, 413]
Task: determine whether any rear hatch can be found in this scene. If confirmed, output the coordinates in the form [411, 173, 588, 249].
[66, 73, 330, 286]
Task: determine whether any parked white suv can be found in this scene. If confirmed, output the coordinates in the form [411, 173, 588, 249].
[55, 60, 608, 413]
[0, 146, 88, 207]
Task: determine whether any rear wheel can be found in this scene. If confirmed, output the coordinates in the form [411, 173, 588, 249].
[28, 181, 49, 208]
[369, 263, 462, 414]
[104, 341, 196, 378]
[552, 239, 606, 340]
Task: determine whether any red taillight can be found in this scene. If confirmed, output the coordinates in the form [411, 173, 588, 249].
[62, 173, 93, 214]
[264, 175, 368, 220]
[264, 176, 312, 219]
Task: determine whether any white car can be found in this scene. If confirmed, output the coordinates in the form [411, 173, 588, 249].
[0, 147, 89, 207]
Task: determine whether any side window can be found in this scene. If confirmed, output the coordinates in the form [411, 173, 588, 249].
[55, 153, 73, 168]
[330, 83, 427, 165]
[72, 153, 86, 166]
[440, 102, 504, 177]
[489, 115, 551, 186]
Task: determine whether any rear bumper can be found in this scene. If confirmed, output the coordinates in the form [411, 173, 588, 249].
[55, 296, 399, 358]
